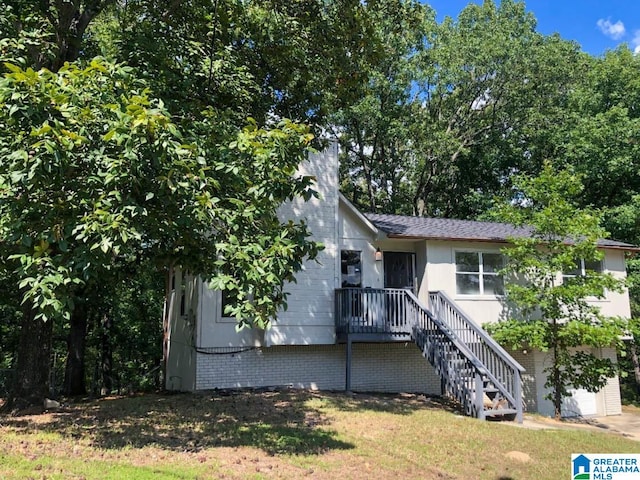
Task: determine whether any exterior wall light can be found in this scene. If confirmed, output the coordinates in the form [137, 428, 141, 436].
[375, 248, 383, 262]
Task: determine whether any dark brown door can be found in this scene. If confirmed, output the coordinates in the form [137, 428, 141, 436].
[384, 252, 415, 290]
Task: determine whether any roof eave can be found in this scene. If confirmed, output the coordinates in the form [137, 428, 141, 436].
[384, 233, 640, 252]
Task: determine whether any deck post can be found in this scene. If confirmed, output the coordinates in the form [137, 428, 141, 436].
[475, 373, 485, 420]
[514, 370, 523, 423]
[345, 337, 352, 392]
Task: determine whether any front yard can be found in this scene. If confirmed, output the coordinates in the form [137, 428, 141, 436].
[0, 391, 637, 479]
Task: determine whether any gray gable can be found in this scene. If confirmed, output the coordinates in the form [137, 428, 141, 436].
[365, 213, 637, 250]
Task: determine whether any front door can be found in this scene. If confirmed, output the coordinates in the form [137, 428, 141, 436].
[383, 252, 415, 333]
[384, 252, 415, 290]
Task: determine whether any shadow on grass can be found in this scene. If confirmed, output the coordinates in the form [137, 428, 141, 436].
[0, 390, 354, 455]
[321, 391, 464, 416]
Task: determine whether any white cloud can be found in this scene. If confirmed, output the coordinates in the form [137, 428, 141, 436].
[633, 30, 640, 54]
[596, 18, 626, 40]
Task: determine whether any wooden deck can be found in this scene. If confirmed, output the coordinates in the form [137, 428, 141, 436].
[335, 288, 414, 343]
[334, 288, 524, 423]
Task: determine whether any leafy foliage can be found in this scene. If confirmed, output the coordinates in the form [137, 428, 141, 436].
[0, 59, 194, 321]
[1, 0, 640, 404]
[0, 56, 320, 326]
[486, 163, 626, 418]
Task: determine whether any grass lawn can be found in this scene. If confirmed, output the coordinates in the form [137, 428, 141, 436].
[0, 391, 637, 479]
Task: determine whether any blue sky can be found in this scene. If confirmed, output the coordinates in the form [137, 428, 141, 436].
[425, 1, 640, 56]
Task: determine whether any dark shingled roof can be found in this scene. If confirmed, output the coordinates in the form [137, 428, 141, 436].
[365, 213, 638, 250]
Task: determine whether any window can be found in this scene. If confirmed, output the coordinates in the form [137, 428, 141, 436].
[341, 250, 362, 287]
[179, 270, 190, 317]
[455, 251, 504, 296]
[220, 290, 233, 318]
[563, 258, 603, 281]
[215, 288, 248, 323]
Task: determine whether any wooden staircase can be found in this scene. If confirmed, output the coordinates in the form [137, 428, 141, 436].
[424, 291, 524, 421]
[335, 288, 525, 422]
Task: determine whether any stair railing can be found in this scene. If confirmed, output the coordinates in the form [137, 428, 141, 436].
[405, 291, 492, 419]
[428, 291, 525, 422]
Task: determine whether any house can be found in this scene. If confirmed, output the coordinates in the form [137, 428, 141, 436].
[164, 143, 636, 420]
[572, 454, 591, 478]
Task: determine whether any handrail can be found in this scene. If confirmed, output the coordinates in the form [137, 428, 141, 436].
[335, 288, 413, 336]
[334, 287, 523, 422]
[428, 290, 523, 422]
[405, 291, 488, 374]
[429, 291, 525, 373]
[404, 291, 488, 418]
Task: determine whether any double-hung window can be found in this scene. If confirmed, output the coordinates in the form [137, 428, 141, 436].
[562, 258, 603, 281]
[455, 251, 504, 296]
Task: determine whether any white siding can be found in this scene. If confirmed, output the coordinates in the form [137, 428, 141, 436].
[424, 240, 505, 326]
[194, 144, 341, 349]
[596, 250, 631, 318]
[415, 240, 428, 303]
[339, 202, 383, 289]
[422, 240, 631, 326]
[165, 270, 197, 391]
[265, 143, 340, 345]
[197, 281, 265, 349]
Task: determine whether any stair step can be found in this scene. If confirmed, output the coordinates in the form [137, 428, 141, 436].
[483, 408, 517, 416]
[411, 302, 522, 423]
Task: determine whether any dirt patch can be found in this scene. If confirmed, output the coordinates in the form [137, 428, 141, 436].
[504, 451, 531, 463]
[518, 408, 640, 442]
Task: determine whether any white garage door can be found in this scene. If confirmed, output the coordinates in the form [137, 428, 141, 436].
[562, 388, 598, 417]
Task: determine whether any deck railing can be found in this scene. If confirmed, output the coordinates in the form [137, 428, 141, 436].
[428, 291, 525, 422]
[335, 288, 413, 336]
[334, 287, 524, 422]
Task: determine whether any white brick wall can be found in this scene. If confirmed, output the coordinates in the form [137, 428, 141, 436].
[509, 350, 537, 413]
[196, 343, 441, 394]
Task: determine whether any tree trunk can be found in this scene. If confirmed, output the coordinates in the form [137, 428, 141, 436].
[630, 339, 640, 396]
[100, 313, 113, 396]
[64, 300, 88, 396]
[552, 359, 562, 420]
[552, 325, 563, 420]
[3, 303, 53, 411]
[49, 1, 114, 71]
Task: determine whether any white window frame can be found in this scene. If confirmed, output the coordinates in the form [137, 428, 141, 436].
[562, 258, 604, 281]
[455, 250, 505, 297]
[561, 258, 608, 301]
[210, 287, 238, 324]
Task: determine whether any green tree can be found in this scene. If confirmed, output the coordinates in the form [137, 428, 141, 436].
[333, 0, 434, 213]
[0, 59, 319, 405]
[336, 0, 584, 218]
[563, 47, 640, 242]
[0, 0, 344, 404]
[0, 0, 114, 71]
[486, 163, 626, 419]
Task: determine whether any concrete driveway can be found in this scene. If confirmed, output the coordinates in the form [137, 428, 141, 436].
[519, 406, 640, 441]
